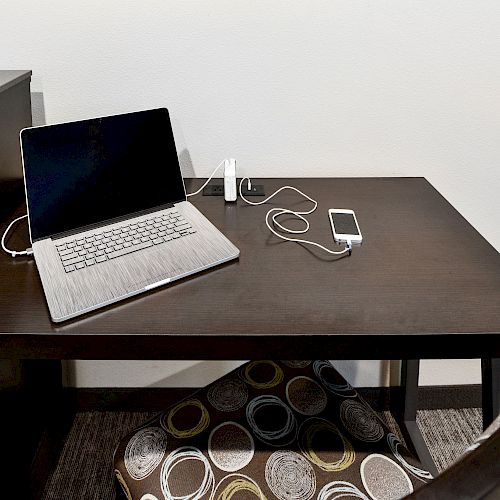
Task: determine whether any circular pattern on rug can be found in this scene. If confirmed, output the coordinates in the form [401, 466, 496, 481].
[124, 426, 168, 480]
[212, 473, 267, 499]
[387, 433, 433, 481]
[317, 481, 370, 500]
[281, 360, 312, 369]
[313, 360, 357, 397]
[140, 495, 159, 500]
[286, 376, 328, 416]
[241, 360, 284, 389]
[360, 453, 413, 500]
[246, 395, 297, 446]
[114, 469, 132, 500]
[298, 418, 355, 472]
[339, 400, 384, 442]
[208, 422, 255, 472]
[161, 399, 210, 439]
[207, 378, 248, 412]
[160, 446, 215, 499]
[265, 450, 316, 500]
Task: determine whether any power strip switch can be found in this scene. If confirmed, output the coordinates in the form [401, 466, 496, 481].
[224, 158, 237, 202]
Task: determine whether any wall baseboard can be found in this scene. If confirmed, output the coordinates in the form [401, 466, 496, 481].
[67, 384, 482, 413]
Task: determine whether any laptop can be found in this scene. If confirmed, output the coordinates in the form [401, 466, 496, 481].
[20, 108, 240, 322]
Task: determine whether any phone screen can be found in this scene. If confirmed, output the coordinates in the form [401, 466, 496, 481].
[330, 212, 359, 235]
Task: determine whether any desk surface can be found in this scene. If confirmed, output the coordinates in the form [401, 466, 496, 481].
[1, 177, 499, 360]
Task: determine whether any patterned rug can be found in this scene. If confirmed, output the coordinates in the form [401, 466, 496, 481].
[41, 407, 482, 500]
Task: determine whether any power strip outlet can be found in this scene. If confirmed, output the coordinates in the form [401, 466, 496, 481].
[202, 182, 266, 196]
[203, 184, 224, 196]
[241, 184, 265, 196]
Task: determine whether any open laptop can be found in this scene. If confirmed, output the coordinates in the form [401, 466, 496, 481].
[20, 108, 239, 322]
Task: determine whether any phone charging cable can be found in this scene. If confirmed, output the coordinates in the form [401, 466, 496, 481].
[238, 178, 351, 256]
[1, 214, 33, 257]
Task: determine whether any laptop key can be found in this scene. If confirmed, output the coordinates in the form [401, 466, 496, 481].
[75, 262, 85, 270]
[153, 238, 164, 245]
[107, 240, 153, 259]
[60, 252, 78, 261]
[64, 256, 85, 266]
[96, 255, 107, 263]
[59, 248, 74, 257]
[86, 258, 96, 266]
[64, 265, 76, 273]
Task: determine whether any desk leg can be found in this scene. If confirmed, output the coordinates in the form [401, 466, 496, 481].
[399, 359, 439, 477]
[481, 358, 500, 430]
[1, 360, 71, 499]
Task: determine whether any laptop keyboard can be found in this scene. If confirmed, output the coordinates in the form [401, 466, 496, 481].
[55, 209, 196, 273]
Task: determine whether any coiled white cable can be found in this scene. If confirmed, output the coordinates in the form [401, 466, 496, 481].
[238, 178, 351, 256]
[1, 214, 33, 257]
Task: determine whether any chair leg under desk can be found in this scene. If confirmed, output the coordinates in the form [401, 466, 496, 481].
[399, 359, 439, 477]
[481, 358, 500, 431]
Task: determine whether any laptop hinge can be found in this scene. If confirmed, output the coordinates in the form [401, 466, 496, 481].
[49, 202, 176, 241]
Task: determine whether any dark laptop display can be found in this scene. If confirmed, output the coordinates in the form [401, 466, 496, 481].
[21, 108, 186, 241]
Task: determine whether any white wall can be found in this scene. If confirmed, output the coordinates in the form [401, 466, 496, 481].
[3, 1, 498, 388]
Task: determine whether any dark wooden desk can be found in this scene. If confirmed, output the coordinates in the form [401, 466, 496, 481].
[1, 177, 499, 491]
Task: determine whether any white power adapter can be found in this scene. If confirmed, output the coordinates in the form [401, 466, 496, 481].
[224, 158, 237, 202]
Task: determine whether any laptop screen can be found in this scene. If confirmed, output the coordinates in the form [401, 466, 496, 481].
[21, 108, 186, 241]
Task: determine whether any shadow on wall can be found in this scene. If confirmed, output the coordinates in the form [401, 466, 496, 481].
[63, 360, 396, 389]
[31, 92, 46, 126]
[63, 360, 246, 388]
[147, 361, 246, 388]
[178, 148, 195, 178]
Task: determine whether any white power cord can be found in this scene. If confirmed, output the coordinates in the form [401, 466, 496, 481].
[186, 159, 226, 198]
[1, 214, 33, 257]
[238, 177, 351, 256]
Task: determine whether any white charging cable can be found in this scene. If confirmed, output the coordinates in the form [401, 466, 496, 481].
[1, 214, 33, 257]
[186, 159, 226, 198]
[238, 178, 351, 256]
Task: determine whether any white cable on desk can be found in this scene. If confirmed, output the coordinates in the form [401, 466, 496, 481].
[1, 214, 33, 257]
[186, 159, 226, 198]
[238, 178, 351, 256]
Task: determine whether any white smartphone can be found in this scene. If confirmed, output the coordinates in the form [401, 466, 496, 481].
[328, 209, 363, 245]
